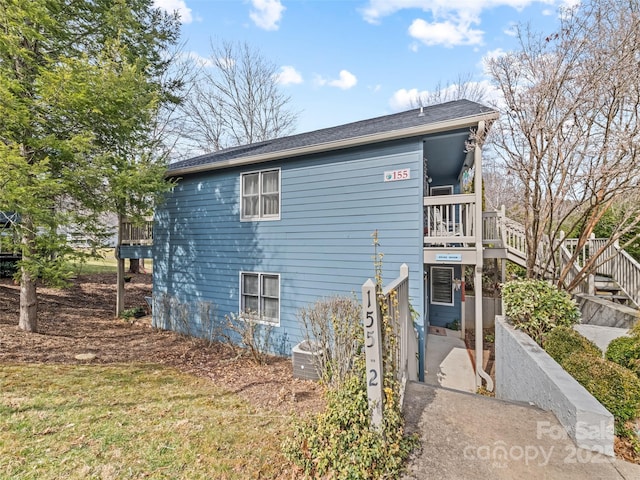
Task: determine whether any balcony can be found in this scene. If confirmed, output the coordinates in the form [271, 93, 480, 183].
[121, 220, 153, 246]
[423, 194, 477, 246]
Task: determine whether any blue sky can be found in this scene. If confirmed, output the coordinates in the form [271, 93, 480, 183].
[153, 0, 577, 134]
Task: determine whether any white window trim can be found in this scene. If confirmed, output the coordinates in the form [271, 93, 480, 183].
[240, 168, 281, 221]
[430, 266, 455, 306]
[239, 271, 281, 326]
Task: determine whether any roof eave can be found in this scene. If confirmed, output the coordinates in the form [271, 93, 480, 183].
[167, 110, 499, 178]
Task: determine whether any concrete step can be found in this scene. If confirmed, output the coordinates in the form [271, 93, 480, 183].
[573, 324, 631, 352]
[575, 294, 638, 329]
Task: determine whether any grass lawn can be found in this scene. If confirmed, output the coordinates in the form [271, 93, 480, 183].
[0, 364, 292, 479]
[71, 249, 153, 275]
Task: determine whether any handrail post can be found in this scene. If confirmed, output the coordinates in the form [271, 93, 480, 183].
[361, 279, 384, 430]
[499, 204, 507, 247]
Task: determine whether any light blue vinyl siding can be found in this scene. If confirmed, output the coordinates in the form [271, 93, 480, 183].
[153, 139, 425, 356]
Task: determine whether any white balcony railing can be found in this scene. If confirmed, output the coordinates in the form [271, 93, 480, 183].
[423, 194, 476, 245]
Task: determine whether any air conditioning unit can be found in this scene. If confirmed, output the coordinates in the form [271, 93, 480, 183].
[292, 340, 323, 381]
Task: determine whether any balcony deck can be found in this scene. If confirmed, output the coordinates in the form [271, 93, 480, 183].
[121, 221, 153, 246]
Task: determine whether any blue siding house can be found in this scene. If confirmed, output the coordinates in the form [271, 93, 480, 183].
[153, 100, 499, 380]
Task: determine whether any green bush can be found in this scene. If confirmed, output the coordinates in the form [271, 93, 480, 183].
[282, 364, 416, 479]
[502, 280, 580, 344]
[631, 320, 640, 338]
[543, 326, 601, 365]
[606, 336, 640, 377]
[562, 353, 640, 430]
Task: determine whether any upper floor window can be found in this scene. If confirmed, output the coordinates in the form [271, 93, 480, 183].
[241, 169, 280, 221]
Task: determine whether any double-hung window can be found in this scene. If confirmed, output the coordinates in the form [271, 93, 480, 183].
[241, 169, 280, 220]
[240, 272, 280, 325]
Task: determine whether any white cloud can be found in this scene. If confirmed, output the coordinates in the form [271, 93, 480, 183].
[503, 22, 518, 36]
[361, 1, 576, 46]
[480, 47, 507, 74]
[316, 70, 357, 90]
[389, 80, 503, 111]
[184, 51, 213, 68]
[361, 1, 560, 24]
[153, 0, 193, 24]
[249, 0, 285, 31]
[277, 66, 303, 85]
[408, 18, 483, 47]
[389, 88, 426, 110]
[328, 70, 358, 90]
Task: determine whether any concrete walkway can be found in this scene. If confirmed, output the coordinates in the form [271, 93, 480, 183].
[424, 328, 476, 393]
[402, 382, 640, 479]
[574, 324, 631, 353]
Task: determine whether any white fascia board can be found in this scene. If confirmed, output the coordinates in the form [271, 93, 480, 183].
[167, 111, 499, 178]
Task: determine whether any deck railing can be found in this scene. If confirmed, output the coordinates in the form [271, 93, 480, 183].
[482, 208, 527, 259]
[121, 220, 153, 246]
[559, 241, 590, 294]
[482, 209, 640, 307]
[381, 264, 419, 398]
[423, 194, 476, 245]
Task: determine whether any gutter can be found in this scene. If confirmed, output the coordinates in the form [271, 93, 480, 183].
[167, 110, 499, 178]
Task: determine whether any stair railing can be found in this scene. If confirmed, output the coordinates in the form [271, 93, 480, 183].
[596, 241, 640, 308]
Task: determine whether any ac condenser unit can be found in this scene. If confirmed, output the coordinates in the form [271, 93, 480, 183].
[292, 340, 323, 381]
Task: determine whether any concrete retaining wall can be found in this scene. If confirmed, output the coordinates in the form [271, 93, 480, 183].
[495, 316, 614, 456]
[464, 295, 501, 329]
[575, 294, 638, 329]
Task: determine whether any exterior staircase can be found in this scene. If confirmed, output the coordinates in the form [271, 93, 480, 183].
[593, 275, 630, 305]
[482, 207, 640, 310]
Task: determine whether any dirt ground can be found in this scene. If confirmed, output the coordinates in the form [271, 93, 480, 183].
[0, 273, 324, 417]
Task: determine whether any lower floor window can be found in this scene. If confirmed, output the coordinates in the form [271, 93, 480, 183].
[240, 272, 280, 324]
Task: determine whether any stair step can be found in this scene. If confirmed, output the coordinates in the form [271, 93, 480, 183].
[610, 295, 629, 304]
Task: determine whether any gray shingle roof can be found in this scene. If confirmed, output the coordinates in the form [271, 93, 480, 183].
[169, 99, 497, 173]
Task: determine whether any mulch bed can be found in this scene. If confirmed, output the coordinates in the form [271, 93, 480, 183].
[0, 273, 324, 417]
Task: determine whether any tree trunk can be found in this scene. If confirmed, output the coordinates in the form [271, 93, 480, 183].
[18, 227, 37, 332]
[128, 258, 140, 273]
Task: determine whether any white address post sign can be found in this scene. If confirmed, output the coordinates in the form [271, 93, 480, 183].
[384, 168, 410, 182]
[362, 279, 384, 430]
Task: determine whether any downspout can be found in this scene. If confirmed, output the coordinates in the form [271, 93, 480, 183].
[474, 121, 494, 391]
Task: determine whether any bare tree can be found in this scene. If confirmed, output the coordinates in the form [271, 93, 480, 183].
[486, 0, 640, 288]
[409, 72, 490, 108]
[180, 40, 298, 153]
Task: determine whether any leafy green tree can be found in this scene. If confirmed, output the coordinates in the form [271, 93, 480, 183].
[0, 0, 181, 330]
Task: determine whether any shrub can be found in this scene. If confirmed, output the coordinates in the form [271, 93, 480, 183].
[283, 237, 417, 478]
[606, 336, 640, 377]
[502, 280, 580, 344]
[562, 353, 640, 431]
[120, 306, 146, 320]
[282, 361, 416, 479]
[297, 295, 363, 387]
[218, 312, 273, 365]
[543, 326, 601, 365]
[631, 320, 640, 338]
